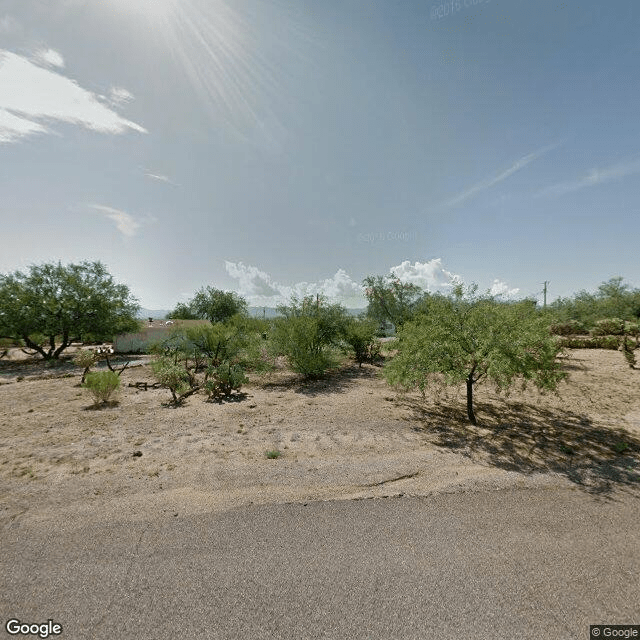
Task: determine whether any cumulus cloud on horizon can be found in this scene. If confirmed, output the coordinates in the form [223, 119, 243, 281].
[224, 259, 466, 307]
[489, 279, 520, 298]
[389, 259, 461, 290]
[0, 49, 146, 144]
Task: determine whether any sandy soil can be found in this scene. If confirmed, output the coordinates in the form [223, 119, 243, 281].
[1, 346, 639, 529]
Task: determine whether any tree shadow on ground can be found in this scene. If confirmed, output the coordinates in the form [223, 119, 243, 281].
[83, 400, 120, 411]
[255, 362, 383, 397]
[401, 397, 640, 498]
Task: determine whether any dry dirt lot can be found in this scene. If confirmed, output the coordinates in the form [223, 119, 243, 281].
[1, 347, 639, 529]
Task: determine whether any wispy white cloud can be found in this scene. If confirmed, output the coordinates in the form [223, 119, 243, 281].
[89, 204, 143, 238]
[441, 142, 560, 209]
[389, 259, 461, 290]
[144, 171, 179, 186]
[107, 86, 134, 108]
[536, 156, 640, 198]
[489, 279, 520, 298]
[0, 108, 48, 143]
[33, 48, 65, 69]
[0, 15, 20, 35]
[0, 50, 146, 144]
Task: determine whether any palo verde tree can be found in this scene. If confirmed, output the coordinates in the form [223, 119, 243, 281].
[271, 294, 351, 378]
[363, 274, 424, 329]
[0, 261, 140, 360]
[384, 284, 567, 425]
[167, 287, 247, 323]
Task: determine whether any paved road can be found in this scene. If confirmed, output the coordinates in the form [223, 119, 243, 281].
[2, 487, 639, 639]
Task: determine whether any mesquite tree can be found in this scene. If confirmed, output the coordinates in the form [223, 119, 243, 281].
[384, 284, 567, 425]
[0, 261, 139, 360]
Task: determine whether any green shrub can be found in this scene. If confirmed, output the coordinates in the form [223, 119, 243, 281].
[271, 315, 341, 378]
[621, 336, 637, 368]
[624, 322, 640, 337]
[73, 349, 99, 383]
[83, 370, 120, 405]
[341, 318, 382, 367]
[558, 335, 621, 349]
[549, 319, 588, 336]
[204, 363, 248, 399]
[591, 318, 625, 336]
[151, 357, 193, 403]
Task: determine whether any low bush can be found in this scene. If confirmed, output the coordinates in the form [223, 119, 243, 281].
[549, 319, 588, 336]
[341, 318, 383, 367]
[270, 296, 351, 379]
[151, 357, 195, 404]
[73, 349, 99, 383]
[83, 370, 120, 405]
[624, 322, 640, 337]
[558, 335, 623, 349]
[591, 318, 625, 336]
[204, 363, 248, 400]
[621, 336, 637, 368]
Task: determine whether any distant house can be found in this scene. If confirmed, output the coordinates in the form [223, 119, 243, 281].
[113, 319, 210, 353]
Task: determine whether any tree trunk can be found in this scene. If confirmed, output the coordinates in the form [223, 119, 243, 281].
[22, 335, 49, 360]
[466, 372, 477, 425]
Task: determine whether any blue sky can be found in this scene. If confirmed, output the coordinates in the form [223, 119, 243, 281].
[1, 0, 638, 309]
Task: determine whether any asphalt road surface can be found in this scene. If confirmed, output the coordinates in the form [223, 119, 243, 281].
[3, 486, 639, 640]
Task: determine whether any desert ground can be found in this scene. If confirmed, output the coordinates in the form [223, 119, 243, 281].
[1, 345, 639, 530]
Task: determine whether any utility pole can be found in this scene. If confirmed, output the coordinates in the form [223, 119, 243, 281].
[543, 281, 549, 308]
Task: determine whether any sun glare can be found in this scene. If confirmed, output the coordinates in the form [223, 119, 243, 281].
[110, 0, 178, 23]
[100, 0, 316, 147]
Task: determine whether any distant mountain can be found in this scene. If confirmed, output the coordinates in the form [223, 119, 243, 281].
[137, 308, 171, 320]
[248, 307, 366, 318]
[141, 306, 368, 320]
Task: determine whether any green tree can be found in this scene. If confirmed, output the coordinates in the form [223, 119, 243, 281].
[192, 287, 247, 323]
[341, 316, 382, 367]
[384, 284, 567, 425]
[548, 277, 640, 329]
[271, 295, 350, 378]
[0, 261, 139, 360]
[363, 274, 424, 329]
[165, 302, 199, 320]
[166, 288, 247, 323]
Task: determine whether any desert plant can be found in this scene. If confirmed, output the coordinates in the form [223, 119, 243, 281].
[265, 450, 282, 459]
[0, 261, 139, 360]
[73, 349, 100, 384]
[341, 317, 382, 367]
[167, 287, 247, 323]
[620, 336, 637, 369]
[204, 362, 248, 400]
[384, 284, 567, 425]
[549, 319, 588, 336]
[591, 318, 626, 336]
[271, 296, 350, 378]
[151, 356, 197, 404]
[363, 273, 424, 329]
[82, 370, 121, 406]
[558, 335, 621, 349]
